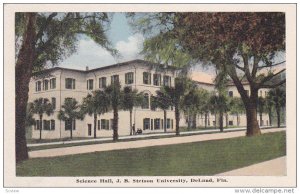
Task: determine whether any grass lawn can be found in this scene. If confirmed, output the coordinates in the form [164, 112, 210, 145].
[17, 131, 286, 176]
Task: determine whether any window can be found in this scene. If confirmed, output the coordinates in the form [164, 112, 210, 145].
[43, 120, 50, 130]
[142, 93, 150, 109]
[125, 72, 134, 84]
[229, 121, 233, 126]
[111, 75, 119, 85]
[36, 120, 40, 130]
[167, 119, 171, 129]
[51, 97, 56, 110]
[65, 78, 75, 89]
[163, 76, 171, 86]
[171, 119, 174, 129]
[35, 81, 41, 92]
[154, 119, 160, 130]
[99, 77, 106, 88]
[101, 119, 110, 130]
[43, 80, 49, 91]
[87, 79, 94, 90]
[143, 118, 150, 130]
[228, 91, 233, 97]
[65, 119, 76, 130]
[153, 74, 161, 86]
[50, 120, 55, 130]
[98, 120, 101, 130]
[143, 72, 151, 85]
[50, 78, 56, 89]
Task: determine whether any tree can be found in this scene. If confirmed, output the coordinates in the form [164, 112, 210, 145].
[31, 98, 54, 140]
[209, 94, 229, 132]
[229, 97, 245, 127]
[105, 82, 122, 141]
[265, 92, 275, 126]
[81, 90, 110, 138]
[15, 13, 37, 162]
[257, 97, 266, 126]
[129, 12, 286, 136]
[151, 89, 173, 133]
[58, 98, 83, 139]
[15, 12, 115, 162]
[122, 86, 144, 135]
[159, 77, 189, 135]
[267, 86, 286, 127]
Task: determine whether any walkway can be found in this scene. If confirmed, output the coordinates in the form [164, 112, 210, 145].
[29, 127, 285, 158]
[216, 156, 286, 176]
[27, 126, 276, 147]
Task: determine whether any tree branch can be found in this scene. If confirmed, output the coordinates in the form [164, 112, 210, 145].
[35, 12, 58, 43]
[257, 61, 286, 69]
[260, 79, 286, 88]
[242, 54, 254, 84]
[251, 55, 259, 77]
[258, 68, 286, 86]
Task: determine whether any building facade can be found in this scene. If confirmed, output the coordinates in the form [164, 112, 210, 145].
[28, 59, 272, 139]
[29, 60, 177, 139]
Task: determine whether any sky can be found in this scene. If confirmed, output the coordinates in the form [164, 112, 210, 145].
[59, 13, 145, 70]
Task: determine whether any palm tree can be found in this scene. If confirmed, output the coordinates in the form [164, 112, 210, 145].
[229, 97, 245, 127]
[257, 97, 266, 126]
[267, 87, 286, 127]
[31, 98, 54, 140]
[105, 82, 122, 141]
[151, 90, 173, 133]
[81, 90, 110, 138]
[158, 77, 189, 135]
[58, 98, 83, 139]
[265, 94, 274, 126]
[122, 86, 144, 135]
[209, 94, 229, 132]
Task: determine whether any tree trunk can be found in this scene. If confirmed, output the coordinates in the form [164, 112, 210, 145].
[225, 113, 228, 128]
[15, 13, 37, 163]
[276, 105, 281, 128]
[175, 104, 180, 136]
[192, 113, 197, 129]
[93, 113, 97, 138]
[187, 112, 191, 130]
[236, 113, 240, 126]
[219, 112, 224, 132]
[204, 113, 208, 128]
[39, 114, 43, 140]
[163, 110, 167, 133]
[259, 112, 263, 126]
[245, 102, 261, 136]
[268, 109, 272, 126]
[113, 107, 119, 141]
[214, 113, 217, 129]
[70, 119, 73, 139]
[130, 109, 132, 135]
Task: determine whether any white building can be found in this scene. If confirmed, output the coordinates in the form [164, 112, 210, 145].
[28, 59, 272, 139]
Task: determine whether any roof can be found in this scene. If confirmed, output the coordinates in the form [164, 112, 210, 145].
[190, 71, 215, 85]
[32, 59, 179, 76]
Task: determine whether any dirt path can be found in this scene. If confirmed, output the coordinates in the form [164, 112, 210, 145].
[216, 156, 286, 176]
[29, 128, 285, 158]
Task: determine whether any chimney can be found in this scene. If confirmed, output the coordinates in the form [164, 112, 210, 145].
[86, 66, 89, 71]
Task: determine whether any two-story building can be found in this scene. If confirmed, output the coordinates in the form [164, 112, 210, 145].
[29, 60, 177, 139]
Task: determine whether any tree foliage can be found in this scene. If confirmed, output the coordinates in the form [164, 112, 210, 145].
[128, 12, 286, 136]
[16, 12, 117, 72]
[58, 98, 83, 139]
